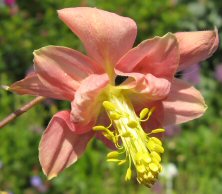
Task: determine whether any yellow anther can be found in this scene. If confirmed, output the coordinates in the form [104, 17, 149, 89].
[143, 155, 152, 164]
[92, 125, 107, 131]
[149, 163, 159, 172]
[110, 112, 121, 120]
[104, 131, 119, 145]
[147, 140, 164, 153]
[152, 158, 160, 166]
[103, 132, 114, 141]
[158, 165, 163, 172]
[147, 172, 155, 179]
[147, 140, 156, 151]
[125, 168, 132, 181]
[140, 107, 155, 122]
[143, 173, 148, 179]
[103, 101, 116, 111]
[147, 107, 155, 118]
[153, 144, 164, 154]
[150, 151, 161, 162]
[150, 137, 162, 145]
[150, 128, 165, 134]
[137, 165, 146, 173]
[118, 160, 126, 165]
[107, 151, 120, 159]
[135, 152, 143, 162]
[121, 131, 132, 138]
[139, 108, 149, 120]
[107, 159, 120, 162]
[127, 120, 138, 128]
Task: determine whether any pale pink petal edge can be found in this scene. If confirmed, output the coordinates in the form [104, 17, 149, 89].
[39, 110, 93, 179]
[162, 79, 207, 126]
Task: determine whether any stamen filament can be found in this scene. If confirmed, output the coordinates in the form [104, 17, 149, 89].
[94, 88, 165, 187]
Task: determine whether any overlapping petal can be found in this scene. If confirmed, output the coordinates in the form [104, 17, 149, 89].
[39, 111, 93, 180]
[116, 33, 179, 81]
[162, 79, 207, 126]
[34, 46, 102, 101]
[175, 29, 219, 71]
[9, 73, 72, 100]
[71, 74, 109, 133]
[117, 72, 171, 101]
[58, 7, 137, 69]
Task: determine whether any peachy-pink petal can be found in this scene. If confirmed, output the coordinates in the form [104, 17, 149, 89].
[116, 72, 171, 101]
[34, 46, 102, 101]
[9, 73, 72, 100]
[71, 74, 109, 133]
[39, 110, 93, 180]
[116, 33, 179, 81]
[58, 7, 137, 69]
[162, 78, 207, 126]
[175, 28, 219, 71]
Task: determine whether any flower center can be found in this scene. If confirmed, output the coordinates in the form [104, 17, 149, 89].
[93, 88, 165, 187]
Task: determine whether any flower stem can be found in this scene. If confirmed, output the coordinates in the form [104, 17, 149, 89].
[0, 96, 46, 129]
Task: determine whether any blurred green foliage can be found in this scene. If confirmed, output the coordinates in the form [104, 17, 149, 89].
[0, 0, 222, 194]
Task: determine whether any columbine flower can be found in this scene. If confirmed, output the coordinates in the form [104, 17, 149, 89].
[9, 7, 218, 187]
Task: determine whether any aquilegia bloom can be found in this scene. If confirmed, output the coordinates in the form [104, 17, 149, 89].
[9, 7, 218, 187]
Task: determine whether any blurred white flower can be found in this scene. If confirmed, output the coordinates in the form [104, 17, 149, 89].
[160, 163, 178, 178]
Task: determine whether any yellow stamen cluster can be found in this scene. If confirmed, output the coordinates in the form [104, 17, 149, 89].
[93, 90, 165, 187]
